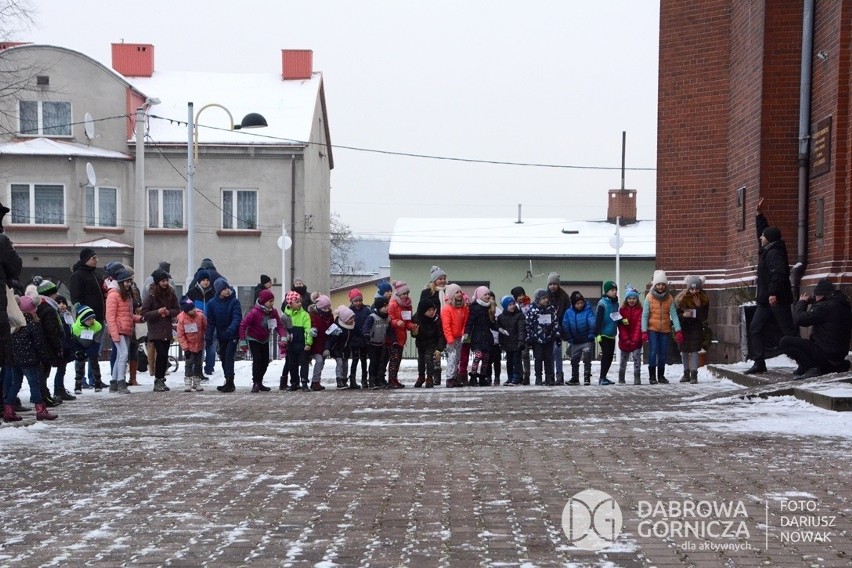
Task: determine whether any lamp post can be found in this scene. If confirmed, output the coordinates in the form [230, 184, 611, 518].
[134, 97, 160, 281]
[186, 102, 268, 288]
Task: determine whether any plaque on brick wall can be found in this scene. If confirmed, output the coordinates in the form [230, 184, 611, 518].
[810, 117, 831, 178]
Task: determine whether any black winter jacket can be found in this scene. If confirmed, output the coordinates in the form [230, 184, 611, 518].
[755, 214, 793, 305]
[70, 260, 105, 321]
[414, 304, 446, 352]
[497, 309, 526, 352]
[792, 291, 852, 359]
[464, 302, 497, 351]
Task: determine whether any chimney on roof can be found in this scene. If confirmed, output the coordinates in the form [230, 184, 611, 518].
[111, 43, 155, 77]
[0, 41, 31, 51]
[281, 49, 313, 80]
[607, 189, 637, 225]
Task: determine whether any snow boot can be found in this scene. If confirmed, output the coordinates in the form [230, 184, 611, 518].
[425, 377, 434, 388]
[55, 388, 77, 401]
[116, 380, 131, 394]
[434, 375, 442, 386]
[554, 376, 564, 386]
[534, 375, 542, 386]
[743, 360, 767, 375]
[618, 370, 626, 384]
[74, 379, 83, 395]
[648, 366, 658, 385]
[680, 370, 691, 383]
[35, 403, 57, 421]
[567, 371, 580, 385]
[128, 359, 139, 386]
[217, 377, 236, 393]
[336, 377, 348, 389]
[583, 373, 591, 386]
[192, 376, 204, 391]
[185, 378, 194, 392]
[361, 377, 369, 389]
[690, 370, 698, 384]
[251, 380, 261, 393]
[657, 365, 669, 384]
[110, 381, 119, 393]
[3, 404, 22, 422]
[257, 380, 270, 392]
[634, 370, 641, 385]
[153, 378, 168, 392]
[349, 376, 361, 389]
[310, 382, 325, 391]
[414, 376, 425, 388]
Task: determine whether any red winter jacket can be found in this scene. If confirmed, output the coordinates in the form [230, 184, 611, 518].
[618, 303, 643, 352]
[388, 298, 417, 346]
[178, 310, 208, 353]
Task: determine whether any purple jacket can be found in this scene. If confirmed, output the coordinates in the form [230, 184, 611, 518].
[239, 304, 286, 343]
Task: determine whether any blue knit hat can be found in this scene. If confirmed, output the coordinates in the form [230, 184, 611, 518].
[376, 280, 392, 296]
[501, 295, 515, 311]
[213, 278, 229, 296]
[624, 284, 640, 300]
[76, 304, 96, 323]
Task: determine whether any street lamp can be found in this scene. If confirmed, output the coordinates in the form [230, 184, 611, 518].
[186, 102, 268, 288]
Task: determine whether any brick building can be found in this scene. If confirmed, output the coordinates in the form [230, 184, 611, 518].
[658, 0, 851, 362]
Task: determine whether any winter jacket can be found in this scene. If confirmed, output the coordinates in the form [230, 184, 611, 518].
[309, 308, 335, 355]
[497, 309, 526, 352]
[642, 289, 681, 334]
[11, 314, 50, 368]
[186, 281, 214, 314]
[326, 318, 354, 358]
[284, 306, 312, 348]
[464, 301, 497, 351]
[595, 295, 620, 338]
[69, 260, 105, 322]
[388, 298, 417, 347]
[106, 288, 137, 342]
[548, 287, 571, 324]
[71, 313, 104, 357]
[141, 285, 180, 341]
[674, 289, 710, 352]
[441, 302, 469, 345]
[617, 303, 644, 352]
[792, 291, 852, 359]
[189, 260, 224, 290]
[562, 302, 596, 345]
[526, 302, 560, 345]
[35, 297, 64, 366]
[205, 292, 242, 343]
[177, 310, 208, 353]
[414, 302, 446, 353]
[349, 303, 371, 349]
[363, 309, 390, 347]
[419, 286, 445, 312]
[0, 232, 23, 366]
[755, 214, 793, 305]
[240, 303, 286, 344]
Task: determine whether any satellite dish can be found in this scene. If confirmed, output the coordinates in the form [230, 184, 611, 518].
[85, 163, 97, 187]
[83, 112, 95, 140]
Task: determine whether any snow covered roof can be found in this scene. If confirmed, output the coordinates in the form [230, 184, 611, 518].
[11, 238, 133, 249]
[130, 71, 324, 147]
[389, 217, 656, 258]
[0, 138, 130, 159]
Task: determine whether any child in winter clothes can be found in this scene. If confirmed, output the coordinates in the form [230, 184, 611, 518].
[483, 291, 503, 385]
[497, 295, 526, 385]
[70, 304, 105, 392]
[441, 283, 469, 388]
[282, 290, 313, 391]
[595, 281, 619, 385]
[29, 281, 64, 406]
[413, 298, 446, 388]
[562, 291, 596, 385]
[511, 286, 532, 385]
[307, 295, 335, 391]
[239, 289, 286, 393]
[347, 289, 370, 389]
[54, 295, 78, 397]
[3, 294, 57, 422]
[641, 270, 683, 384]
[525, 288, 561, 386]
[465, 286, 498, 386]
[363, 296, 391, 388]
[105, 269, 143, 393]
[142, 269, 180, 392]
[387, 280, 418, 389]
[206, 278, 243, 393]
[674, 275, 710, 384]
[327, 306, 357, 389]
[617, 285, 644, 384]
[177, 295, 209, 392]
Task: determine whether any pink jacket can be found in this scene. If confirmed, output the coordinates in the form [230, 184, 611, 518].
[106, 288, 137, 342]
[388, 298, 417, 346]
[177, 310, 208, 353]
[239, 304, 286, 344]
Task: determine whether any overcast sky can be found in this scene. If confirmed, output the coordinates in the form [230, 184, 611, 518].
[22, 0, 660, 236]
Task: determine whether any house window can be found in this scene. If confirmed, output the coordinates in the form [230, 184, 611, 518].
[222, 188, 257, 230]
[148, 188, 184, 229]
[85, 186, 118, 227]
[19, 100, 72, 136]
[10, 183, 64, 225]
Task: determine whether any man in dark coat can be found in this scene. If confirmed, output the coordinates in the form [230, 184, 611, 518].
[0, 202, 23, 367]
[745, 199, 796, 374]
[69, 247, 107, 388]
[780, 280, 852, 379]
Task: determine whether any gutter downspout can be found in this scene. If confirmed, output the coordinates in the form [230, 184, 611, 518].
[290, 155, 297, 288]
[792, 0, 815, 296]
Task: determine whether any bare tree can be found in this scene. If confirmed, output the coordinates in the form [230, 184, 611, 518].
[330, 211, 364, 289]
[0, 1, 40, 124]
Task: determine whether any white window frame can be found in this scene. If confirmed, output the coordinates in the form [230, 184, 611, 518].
[148, 187, 185, 229]
[18, 100, 73, 137]
[9, 183, 66, 225]
[221, 188, 258, 230]
[85, 185, 119, 227]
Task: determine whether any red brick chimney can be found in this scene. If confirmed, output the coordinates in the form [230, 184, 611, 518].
[607, 189, 637, 225]
[281, 49, 313, 80]
[0, 41, 30, 51]
[111, 43, 155, 77]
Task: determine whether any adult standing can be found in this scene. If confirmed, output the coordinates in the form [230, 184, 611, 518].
[291, 277, 313, 310]
[546, 272, 570, 384]
[0, 201, 23, 369]
[69, 247, 108, 391]
[253, 274, 273, 302]
[745, 198, 796, 374]
[779, 280, 852, 379]
[141, 269, 179, 392]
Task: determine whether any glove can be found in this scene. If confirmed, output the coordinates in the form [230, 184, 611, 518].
[74, 350, 87, 361]
[322, 349, 331, 359]
[622, 318, 629, 325]
[641, 332, 649, 343]
[309, 327, 318, 337]
[238, 340, 248, 352]
[595, 335, 602, 343]
[675, 331, 684, 345]
[498, 327, 510, 336]
[462, 334, 471, 344]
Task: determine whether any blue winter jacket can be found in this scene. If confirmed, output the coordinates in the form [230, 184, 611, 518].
[562, 302, 596, 345]
[595, 295, 620, 338]
[205, 292, 242, 342]
[525, 303, 560, 344]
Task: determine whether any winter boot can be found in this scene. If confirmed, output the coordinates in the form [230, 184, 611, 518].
[480, 375, 491, 387]
[94, 378, 109, 392]
[127, 359, 139, 386]
[618, 370, 626, 384]
[74, 379, 83, 395]
[110, 381, 119, 393]
[690, 370, 698, 384]
[349, 376, 361, 389]
[648, 366, 658, 385]
[583, 373, 591, 386]
[680, 370, 691, 383]
[567, 370, 580, 385]
[425, 377, 434, 388]
[217, 376, 236, 393]
[743, 359, 767, 375]
[336, 377, 347, 389]
[35, 403, 57, 421]
[153, 378, 168, 392]
[3, 404, 22, 422]
[361, 377, 369, 389]
[534, 375, 542, 386]
[55, 388, 77, 401]
[117, 380, 131, 394]
[414, 376, 426, 388]
[556, 370, 565, 384]
[599, 377, 614, 385]
[657, 365, 669, 384]
[310, 382, 325, 391]
[251, 380, 261, 393]
[191, 377, 203, 392]
[185, 378, 194, 392]
[634, 370, 641, 385]
[257, 380, 270, 392]
[388, 378, 405, 389]
[434, 375, 442, 386]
